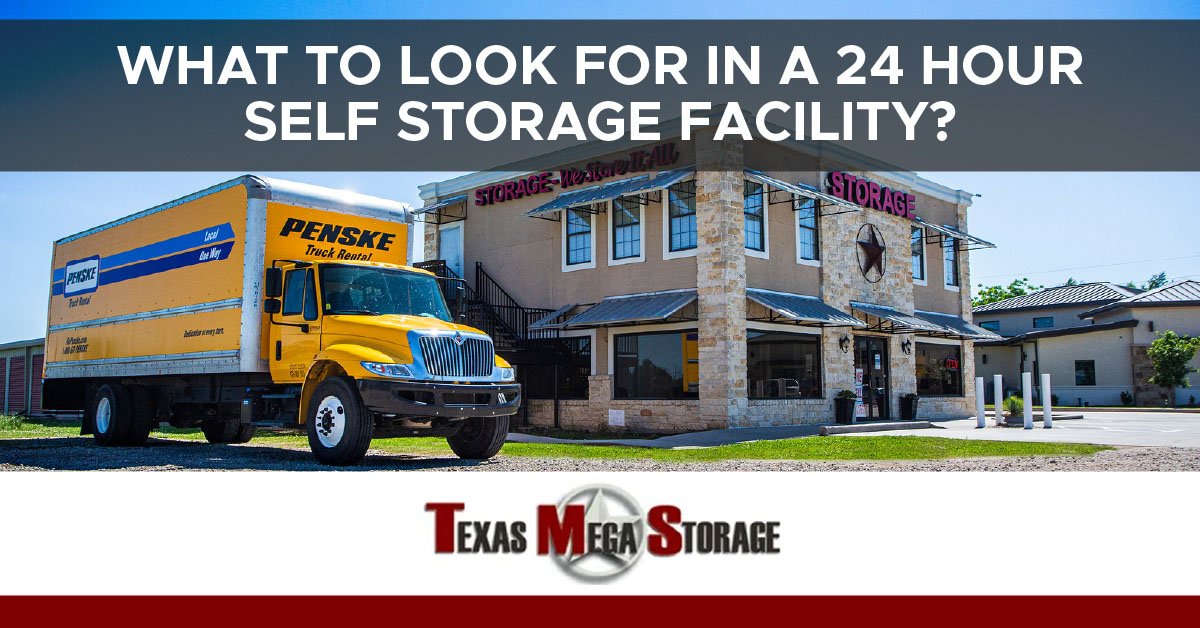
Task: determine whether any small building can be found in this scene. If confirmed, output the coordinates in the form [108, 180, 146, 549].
[974, 281, 1200, 406]
[416, 132, 997, 432]
[1, 338, 45, 416]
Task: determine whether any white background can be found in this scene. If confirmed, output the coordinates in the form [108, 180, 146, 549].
[4, 472, 1198, 595]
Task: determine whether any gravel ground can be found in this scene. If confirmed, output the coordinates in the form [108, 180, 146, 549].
[0, 436, 1198, 471]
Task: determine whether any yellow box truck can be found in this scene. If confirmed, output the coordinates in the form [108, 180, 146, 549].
[42, 175, 519, 465]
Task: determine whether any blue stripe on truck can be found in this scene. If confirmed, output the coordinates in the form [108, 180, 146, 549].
[51, 239, 235, 296]
[52, 223, 234, 282]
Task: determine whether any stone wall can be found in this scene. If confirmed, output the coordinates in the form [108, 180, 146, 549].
[694, 131, 747, 429]
[525, 375, 711, 433]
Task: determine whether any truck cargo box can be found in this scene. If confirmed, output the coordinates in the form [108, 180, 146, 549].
[44, 176, 412, 380]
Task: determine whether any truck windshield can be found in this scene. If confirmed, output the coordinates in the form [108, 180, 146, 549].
[319, 265, 452, 322]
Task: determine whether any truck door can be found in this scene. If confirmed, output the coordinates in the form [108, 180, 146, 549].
[270, 266, 322, 383]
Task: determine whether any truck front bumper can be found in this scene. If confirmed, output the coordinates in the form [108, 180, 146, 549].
[356, 379, 521, 418]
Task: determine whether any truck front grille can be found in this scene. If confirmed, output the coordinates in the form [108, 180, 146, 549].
[418, 335, 495, 378]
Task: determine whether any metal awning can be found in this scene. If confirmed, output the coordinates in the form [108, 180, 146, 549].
[912, 216, 995, 250]
[559, 290, 697, 329]
[913, 310, 1003, 340]
[850, 302, 951, 334]
[524, 175, 650, 219]
[747, 289, 865, 328]
[744, 169, 862, 216]
[617, 167, 695, 197]
[413, 194, 468, 224]
[528, 303, 579, 330]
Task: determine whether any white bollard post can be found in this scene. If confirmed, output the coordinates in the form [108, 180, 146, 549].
[993, 374, 1003, 425]
[1022, 371, 1034, 429]
[976, 377, 986, 428]
[1042, 373, 1053, 429]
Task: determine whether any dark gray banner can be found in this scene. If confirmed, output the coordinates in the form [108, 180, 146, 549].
[1, 20, 1197, 171]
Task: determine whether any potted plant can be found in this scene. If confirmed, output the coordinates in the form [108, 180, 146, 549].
[834, 390, 857, 424]
[899, 393, 919, 420]
[1002, 395, 1023, 423]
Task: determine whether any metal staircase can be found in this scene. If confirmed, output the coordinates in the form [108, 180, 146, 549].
[414, 260, 555, 353]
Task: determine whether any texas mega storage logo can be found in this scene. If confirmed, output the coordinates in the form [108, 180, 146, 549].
[426, 484, 781, 581]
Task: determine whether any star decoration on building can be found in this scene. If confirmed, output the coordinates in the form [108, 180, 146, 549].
[856, 224, 886, 282]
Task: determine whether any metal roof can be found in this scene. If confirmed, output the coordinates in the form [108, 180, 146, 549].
[528, 303, 579, 330]
[618, 167, 695, 197]
[973, 282, 1139, 314]
[561, 290, 697, 328]
[524, 175, 650, 217]
[850, 302, 950, 334]
[1078, 280, 1200, 318]
[414, 194, 467, 215]
[912, 216, 996, 250]
[747, 289, 864, 327]
[744, 169, 862, 215]
[913, 310, 1002, 340]
[0, 338, 44, 352]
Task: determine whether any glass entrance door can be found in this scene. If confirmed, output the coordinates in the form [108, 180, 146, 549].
[854, 336, 891, 420]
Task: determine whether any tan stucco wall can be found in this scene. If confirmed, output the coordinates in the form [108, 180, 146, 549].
[973, 305, 1100, 338]
[1035, 329, 1134, 406]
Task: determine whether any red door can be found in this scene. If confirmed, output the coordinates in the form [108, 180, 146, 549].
[30, 354, 43, 412]
[7, 356, 26, 413]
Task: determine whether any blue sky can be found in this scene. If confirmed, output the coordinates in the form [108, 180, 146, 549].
[0, 2, 1197, 340]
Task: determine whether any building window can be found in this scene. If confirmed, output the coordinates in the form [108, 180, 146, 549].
[744, 180, 765, 252]
[916, 343, 963, 396]
[668, 180, 697, 252]
[911, 227, 925, 281]
[795, 196, 819, 261]
[943, 237, 959, 286]
[613, 330, 699, 400]
[611, 197, 641, 260]
[979, 320, 1000, 331]
[748, 331, 822, 399]
[1075, 360, 1096, 386]
[1033, 316, 1054, 328]
[566, 208, 592, 266]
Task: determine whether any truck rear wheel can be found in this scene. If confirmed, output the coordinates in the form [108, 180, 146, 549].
[92, 383, 132, 447]
[447, 416, 509, 460]
[201, 420, 241, 444]
[306, 377, 372, 466]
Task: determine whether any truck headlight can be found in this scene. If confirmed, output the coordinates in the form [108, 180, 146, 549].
[361, 362, 415, 379]
[498, 367, 515, 382]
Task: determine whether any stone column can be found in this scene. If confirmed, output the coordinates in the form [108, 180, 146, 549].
[694, 132, 748, 429]
[955, 193, 977, 408]
[422, 206, 439, 263]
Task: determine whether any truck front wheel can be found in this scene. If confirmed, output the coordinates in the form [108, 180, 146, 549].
[447, 416, 509, 460]
[306, 377, 373, 466]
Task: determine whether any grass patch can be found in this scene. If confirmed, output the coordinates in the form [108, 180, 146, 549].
[493, 436, 1109, 462]
[0, 417, 1109, 462]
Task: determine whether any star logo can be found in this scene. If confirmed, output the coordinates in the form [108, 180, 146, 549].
[551, 484, 646, 581]
[855, 224, 886, 283]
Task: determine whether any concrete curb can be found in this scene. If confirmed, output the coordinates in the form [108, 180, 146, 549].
[819, 421, 934, 435]
[997, 413, 1084, 427]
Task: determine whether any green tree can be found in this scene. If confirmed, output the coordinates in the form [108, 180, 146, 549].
[1127, 271, 1168, 291]
[1146, 330, 1200, 407]
[972, 278, 1045, 307]
[1063, 277, 1078, 286]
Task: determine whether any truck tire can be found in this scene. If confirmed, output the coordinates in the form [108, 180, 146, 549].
[447, 416, 509, 460]
[201, 419, 241, 444]
[125, 386, 156, 446]
[92, 383, 133, 447]
[231, 422, 256, 444]
[306, 377, 372, 466]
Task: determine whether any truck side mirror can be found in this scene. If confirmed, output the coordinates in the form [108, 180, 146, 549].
[264, 298, 282, 314]
[264, 267, 283, 298]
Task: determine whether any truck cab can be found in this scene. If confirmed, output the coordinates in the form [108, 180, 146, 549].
[262, 260, 520, 465]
